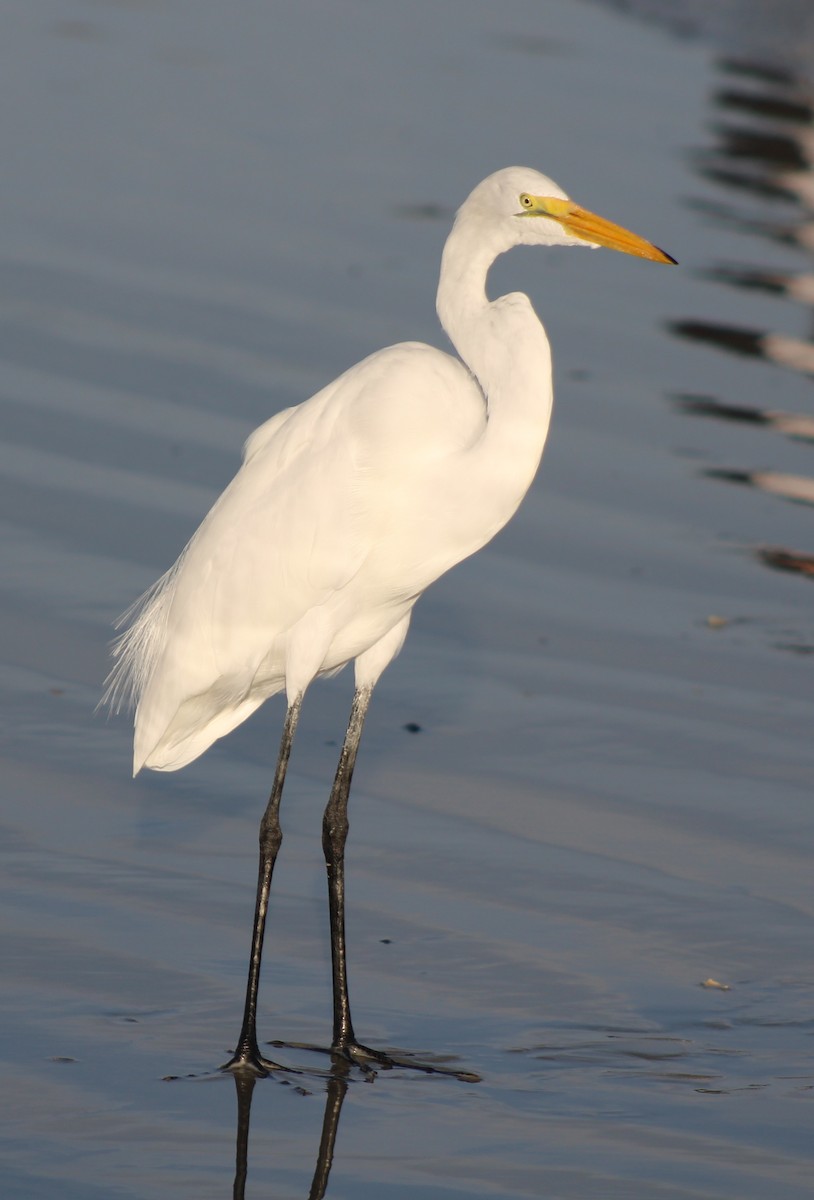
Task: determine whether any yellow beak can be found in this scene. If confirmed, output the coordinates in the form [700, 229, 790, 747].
[518, 193, 676, 265]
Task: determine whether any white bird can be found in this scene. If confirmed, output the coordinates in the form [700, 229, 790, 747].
[107, 167, 674, 1076]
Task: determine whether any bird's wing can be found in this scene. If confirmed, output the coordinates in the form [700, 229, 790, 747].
[121, 341, 482, 770]
[188, 340, 483, 641]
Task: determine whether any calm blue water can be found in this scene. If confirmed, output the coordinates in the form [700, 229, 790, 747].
[1, 1, 812, 1197]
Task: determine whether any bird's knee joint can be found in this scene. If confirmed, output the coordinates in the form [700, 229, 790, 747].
[259, 817, 282, 858]
[322, 810, 349, 848]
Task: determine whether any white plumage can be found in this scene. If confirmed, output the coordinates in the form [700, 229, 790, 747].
[107, 167, 673, 1074]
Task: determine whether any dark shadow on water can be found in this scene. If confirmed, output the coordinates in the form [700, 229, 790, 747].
[674, 393, 814, 581]
[757, 544, 814, 577]
[662, 50, 814, 594]
[675, 393, 814, 439]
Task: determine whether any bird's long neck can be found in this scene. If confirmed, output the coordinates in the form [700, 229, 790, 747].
[436, 218, 554, 532]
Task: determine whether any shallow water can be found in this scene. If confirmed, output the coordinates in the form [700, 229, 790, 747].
[1, 1, 813, 1197]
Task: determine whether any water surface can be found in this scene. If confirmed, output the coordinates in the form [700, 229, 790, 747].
[1, 1, 812, 1197]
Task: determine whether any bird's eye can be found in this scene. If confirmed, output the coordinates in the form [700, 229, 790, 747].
[519, 194, 534, 208]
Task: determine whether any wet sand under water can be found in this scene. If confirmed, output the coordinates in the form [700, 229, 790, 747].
[1, 1, 813, 1197]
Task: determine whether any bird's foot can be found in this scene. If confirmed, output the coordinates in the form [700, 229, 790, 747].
[334, 1039, 481, 1082]
[221, 1037, 291, 1077]
[271, 1037, 480, 1083]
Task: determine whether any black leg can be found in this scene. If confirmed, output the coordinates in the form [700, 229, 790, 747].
[322, 685, 373, 1054]
[223, 694, 302, 1074]
[261, 683, 479, 1082]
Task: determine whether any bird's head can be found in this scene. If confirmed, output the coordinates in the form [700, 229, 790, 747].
[461, 166, 676, 265]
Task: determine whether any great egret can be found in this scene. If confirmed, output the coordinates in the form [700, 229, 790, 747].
[107, 167, 675, 1076]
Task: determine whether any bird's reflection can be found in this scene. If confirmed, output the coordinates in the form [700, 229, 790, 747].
[226, 1045, 473, 1198]
[232, 1073, 255, 1200]
[231, 1066, 349, 1200]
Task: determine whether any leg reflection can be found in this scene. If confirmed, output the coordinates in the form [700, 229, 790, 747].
[232, 1071, 256, 1200]
[230, 1066, 349, 1200]
[307, 1068, 349, 1200]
